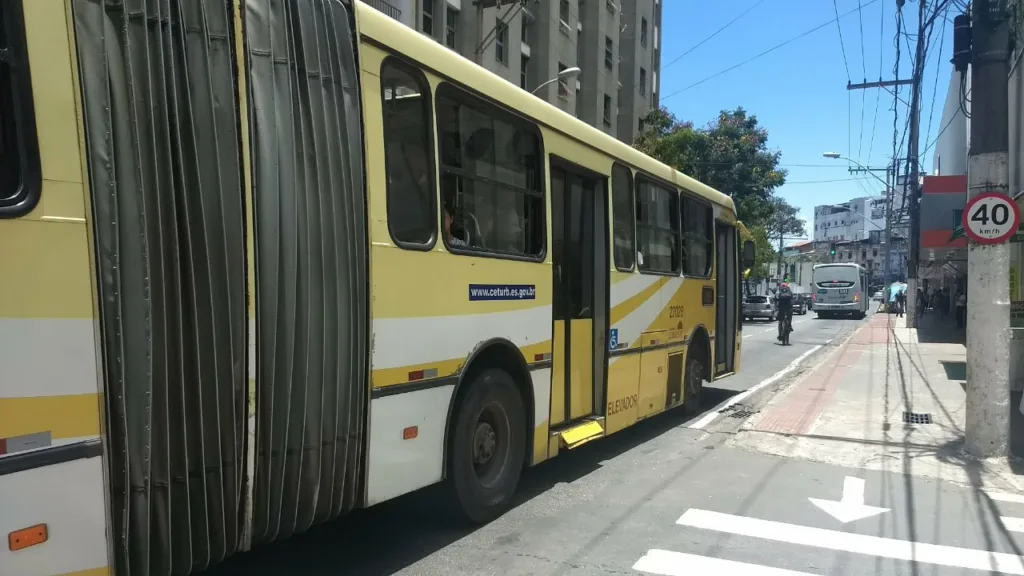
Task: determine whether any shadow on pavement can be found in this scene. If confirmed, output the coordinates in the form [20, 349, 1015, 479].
[202, 388, 739, 576]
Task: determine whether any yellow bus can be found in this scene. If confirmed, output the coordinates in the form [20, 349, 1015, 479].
[0, 1, 753, 574]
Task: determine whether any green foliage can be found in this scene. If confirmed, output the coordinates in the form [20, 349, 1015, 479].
[635, 106, 788, 227]
[765, 195, 806, 239]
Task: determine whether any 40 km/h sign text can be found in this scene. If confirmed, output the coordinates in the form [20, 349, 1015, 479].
[963, 192, 1021, 245]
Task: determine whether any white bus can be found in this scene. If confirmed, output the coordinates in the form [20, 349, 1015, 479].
[811, 263, 870, 319]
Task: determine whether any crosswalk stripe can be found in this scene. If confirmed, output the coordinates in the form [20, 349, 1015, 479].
[633, 549, 818, 576]
[988, 491, 1024, 505]
[1003, 517, 1024, 533]
[678, 509, 1024, 574]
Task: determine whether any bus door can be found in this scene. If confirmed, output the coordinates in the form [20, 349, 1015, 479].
[550, 160, 609, 431]
[715, 223, 738, 375]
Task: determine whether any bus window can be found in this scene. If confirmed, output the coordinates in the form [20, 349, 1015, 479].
[611, 163, 634, 271]
[681, 196, 713, 277]
[435, 83, 544, 258]
[381, 60, 435, 247]
[0, 0, 39, 217]
[635, 177, 679, 274]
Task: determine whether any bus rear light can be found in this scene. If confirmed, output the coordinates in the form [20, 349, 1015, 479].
[9, 524, 47, 551]
[408, 370, 424, 381]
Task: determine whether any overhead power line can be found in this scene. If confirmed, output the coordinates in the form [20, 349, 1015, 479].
[662, 0, 880, 100]
[659, 0, 768, 76]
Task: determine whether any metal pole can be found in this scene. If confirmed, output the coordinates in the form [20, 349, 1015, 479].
[966, 0, 1012, 457]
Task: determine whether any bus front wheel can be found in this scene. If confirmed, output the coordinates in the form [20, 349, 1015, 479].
[449, 368, 526, 524]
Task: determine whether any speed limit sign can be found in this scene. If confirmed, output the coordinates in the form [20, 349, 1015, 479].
[963, 193, 1021, 245]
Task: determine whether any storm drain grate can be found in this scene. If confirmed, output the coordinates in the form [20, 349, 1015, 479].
[902, 411, 933, 425]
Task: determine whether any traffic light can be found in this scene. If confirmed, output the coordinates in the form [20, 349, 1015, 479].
[829, 243, 837, 257]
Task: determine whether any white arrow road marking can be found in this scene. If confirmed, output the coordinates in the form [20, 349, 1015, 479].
[808, 476, 889, 523]
[677, 509, 1024, 574]
[633, 549, 818, 576]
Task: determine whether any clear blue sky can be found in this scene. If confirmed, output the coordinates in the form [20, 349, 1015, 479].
[657, 0, 953, 244]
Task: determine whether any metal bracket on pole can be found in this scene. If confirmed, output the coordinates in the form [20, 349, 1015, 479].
[847, 79, 914, 90]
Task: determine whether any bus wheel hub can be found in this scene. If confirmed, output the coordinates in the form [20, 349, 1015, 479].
[473, 422, 497, 464]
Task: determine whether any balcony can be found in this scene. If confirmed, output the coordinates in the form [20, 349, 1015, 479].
[366, 0, 401, 21]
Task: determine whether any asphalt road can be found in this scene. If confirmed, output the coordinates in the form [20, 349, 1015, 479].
[201, 310, 1024, 576]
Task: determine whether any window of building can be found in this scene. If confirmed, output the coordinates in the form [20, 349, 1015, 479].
[557, 62, 570, 99]
[521, 17, 529, 44]
[520, 54, 529, 90]
[635, 177, 679, 274]
[602, 94, 611, 126]
[445, 7, 458, 48]
[639, 67, 646, 96]
[560, 0, 570, 23]
[612, 163, 634, 271]
[495, 19, 508, 64]
[641, 17, 648, 46]
[0, 0, 38, 217]
[680, 196, 713, 276]
[381, 60, 436, 247]
[422, 0, 434, 35]
[604, 36, 614, 69]
[436, 83, 544, 258]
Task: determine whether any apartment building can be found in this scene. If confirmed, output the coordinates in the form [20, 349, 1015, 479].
[368, 0, 662, 144]
[813, 196, 887, 242]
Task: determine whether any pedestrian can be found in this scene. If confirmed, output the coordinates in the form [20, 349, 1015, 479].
[894, 288, 905, 318]
[955, 290, 967, 329]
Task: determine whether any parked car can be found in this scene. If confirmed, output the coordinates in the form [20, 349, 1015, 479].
[872, 290, 885, 302]
[743, 294, 776, 321]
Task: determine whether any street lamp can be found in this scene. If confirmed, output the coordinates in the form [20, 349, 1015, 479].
[823, 152, 898, 286]
[532, 66, 581, 95]
[822, 152, 890, 189]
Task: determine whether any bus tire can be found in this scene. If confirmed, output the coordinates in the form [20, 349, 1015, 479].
[683, 347, 705, 416]
[448, 368, 525, 524]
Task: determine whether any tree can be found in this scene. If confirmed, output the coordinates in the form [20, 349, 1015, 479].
[765, 196, 806, 241]
[635, 106, 787, 228]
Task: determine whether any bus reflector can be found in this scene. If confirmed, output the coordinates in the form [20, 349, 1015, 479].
[403, 426, 418, 440]
[408, 370, 424, 381]
[9, 524, 47, 551]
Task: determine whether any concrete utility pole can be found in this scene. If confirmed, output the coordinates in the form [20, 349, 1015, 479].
[884, 160, 894, 287]
[965, 0, 1012, 457]
[904, 0, 927, 328]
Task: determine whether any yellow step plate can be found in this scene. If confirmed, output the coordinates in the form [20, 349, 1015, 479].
[557, 420, 605, 449]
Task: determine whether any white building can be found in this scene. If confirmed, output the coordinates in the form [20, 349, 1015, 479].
[813, 196, 887, 242]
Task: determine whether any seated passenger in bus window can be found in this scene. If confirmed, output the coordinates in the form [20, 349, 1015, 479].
[443, 202, 469, 247]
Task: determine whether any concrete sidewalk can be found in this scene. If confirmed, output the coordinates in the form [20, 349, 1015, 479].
[730, 310, 1023, 492]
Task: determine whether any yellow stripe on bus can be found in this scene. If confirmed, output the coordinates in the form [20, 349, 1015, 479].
[0, 393, 100, 440]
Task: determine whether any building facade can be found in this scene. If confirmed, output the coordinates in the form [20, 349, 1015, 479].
[368, 0, 661, 144]
[813, 196, 887, 242]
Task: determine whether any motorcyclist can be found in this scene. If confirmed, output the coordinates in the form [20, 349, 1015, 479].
[776, 280, 794, 342]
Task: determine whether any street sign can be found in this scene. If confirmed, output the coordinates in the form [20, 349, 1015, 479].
[962, 192, 1021, 244]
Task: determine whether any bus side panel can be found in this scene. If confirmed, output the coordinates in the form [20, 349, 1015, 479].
[603, 274, 669, 434]
[0, 0, 111, 574]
